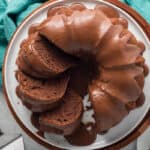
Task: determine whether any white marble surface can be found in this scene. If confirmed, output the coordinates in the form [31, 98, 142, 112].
[0, 90, 137, 150]
[0, 90, 47, 150]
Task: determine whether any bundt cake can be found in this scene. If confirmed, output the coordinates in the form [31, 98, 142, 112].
[16, 2, 148, 144]
[16, 71, 70, 112]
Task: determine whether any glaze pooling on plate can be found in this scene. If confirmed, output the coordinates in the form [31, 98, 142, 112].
[3, 0, 150, 149]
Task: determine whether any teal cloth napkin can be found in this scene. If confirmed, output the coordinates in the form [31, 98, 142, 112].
[0, 0, 149, 87]
[122, 0, 150, 23]
[0, 0, 46, 86]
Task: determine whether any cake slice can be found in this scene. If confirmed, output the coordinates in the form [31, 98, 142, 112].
[16, 71, 70, 112]
[16, 49, 46, 79]
[22, 101, 59, 113]
[17, 32, 76, 78]
[39, 89, 83, 136]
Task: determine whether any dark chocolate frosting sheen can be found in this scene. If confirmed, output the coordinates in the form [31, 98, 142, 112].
[16, 3, 148, 140]
[38, 7, 112, 57]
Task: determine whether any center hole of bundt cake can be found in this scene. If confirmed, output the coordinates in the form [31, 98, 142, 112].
[68, 54, 99, 132]
[69, 55, 99, 97]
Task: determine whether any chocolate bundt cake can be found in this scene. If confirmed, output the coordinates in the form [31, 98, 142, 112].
[16, 2, 148, 140]
[16, 71, 70, 112]
[17, 32, 76, 78]
[39, 89, 83, 136]
[37, 3, 146, 132]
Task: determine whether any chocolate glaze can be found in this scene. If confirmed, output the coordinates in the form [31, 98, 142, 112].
[31, 113, 45, 137]
[144, 64, 149, 76]
[47, 3, 86, 18]
[89, 64, 145, 132]
[70, 3, 86, 11]
[38, 4, 145, 68]
[47, 6, 71, 17]
[31, 113, 40, 129]
[31, 112, 97, 146]
[96, 25, 142, 68]
[138, 41, 145, 54]
[39, 89, 83, 136]
[65, 123, 97, 146]
[136, 92, 145, 108]
[28, 23, 39, 35]
[111, 17, 128, 28]
[95, 5, 120, 18]
[98, 66, 143, 103]
[89, 85, 129, 132]
[39, 6, 112, 57]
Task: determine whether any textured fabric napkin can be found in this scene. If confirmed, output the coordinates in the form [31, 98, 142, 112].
[0, 0, 46, 86]
[122, 0, 150, 23]
[0, 0, 149, 86]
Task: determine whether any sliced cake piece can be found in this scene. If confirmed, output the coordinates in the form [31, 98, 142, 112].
[16, 49, 46, 79]
[18, 32, 76, 78]
[39, 89, 83, 136]
[16, 71, 70, 112]
[22, 101, 58, 113]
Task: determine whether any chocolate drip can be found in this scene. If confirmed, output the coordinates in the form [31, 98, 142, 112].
[65, 123, 97, 146]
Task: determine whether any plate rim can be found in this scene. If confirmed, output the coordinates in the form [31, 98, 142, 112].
[2, 0, 150, 149]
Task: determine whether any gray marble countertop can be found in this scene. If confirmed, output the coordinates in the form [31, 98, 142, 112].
[0, 90, 137, 150]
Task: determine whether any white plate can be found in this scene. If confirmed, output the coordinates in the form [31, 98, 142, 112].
[3, 0, 150, 149]
[137, 127, 150, 150]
